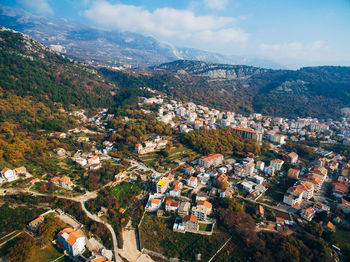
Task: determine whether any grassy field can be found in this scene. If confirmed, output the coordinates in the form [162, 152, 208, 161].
[109, 182, 141, 204]
[333, 227, 350, 260]
[199, 223, 213, 232]
[263, 177, 295, 204]
[28, 244, 64, 262]
[139, 213, 229, 260]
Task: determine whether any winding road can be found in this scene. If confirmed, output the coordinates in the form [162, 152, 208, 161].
[7, 188, 120, 262]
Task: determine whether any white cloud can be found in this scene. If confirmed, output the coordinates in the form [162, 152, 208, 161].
[259, 41, 328, 58]
[83, 1, 247, 44]
[203, 0, 229, 11]
[18, 0, 54, 15]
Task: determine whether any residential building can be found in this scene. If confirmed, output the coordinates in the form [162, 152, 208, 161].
[219, 189, 232, 198]
[51, 175, 73, 189]
[301, 207, 316, 221]
[198, 154, 224, 168]
[57, 228, 85, 257]
[231, 127, 263, 145]
[187, 176, 198, 188]
[284, 152, 299, 165]
[157, 178, 169, 193]
[183, 215, 199, 231]
[264, 165, 275, 176]
[54, 148, 66, 156]
[338, 198, 350, 214]
[28, 216, 44, 231]
[14, 166, 27, 175]
[270, 159, 284, 171]
[256, 161, 265, 171]
[178, 201, 191, 217]
[165, 200, 179, 212]
[268, 134, 286, 145]
[0, 168, 18, 182]
[185, 166, 195, 175]
[191, 201, 212, 221]
[288, 168, 300, 179]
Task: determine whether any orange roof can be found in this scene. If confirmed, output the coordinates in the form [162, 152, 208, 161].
[305, 207, 314, 215]
[29, 216, 44, 226]
[58, 228, 75, 237]
[200, 153, 224, 162]
[14, 166, 26, 173]
[341, 198, 350, 208]
[183, 214, 198, 223]
[232, 127, 260, 134]
[66, 231, 84, 246]
[289, 168, 300, 174]
[1, 168, 11, 173]
[288, 152, 298, 158]
[276, 217, 285, 223]
[197, 200, 212, 208]
[258, 205, 264, 215]
[151, 199, 161, 204]
[333, 183, 348, 193]
[189, 176, 197, 181]
[166, 200, 179, 207]
[271, 159, 283, 163]
[186, 166, 194, 171]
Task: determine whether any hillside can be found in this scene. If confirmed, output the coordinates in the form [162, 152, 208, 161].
[0, 26, 117, 164]
[0, 26, 116, 110]
[148, 61, 350, 118]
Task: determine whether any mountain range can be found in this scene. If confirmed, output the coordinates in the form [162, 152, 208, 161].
[0, 4, 283, 69]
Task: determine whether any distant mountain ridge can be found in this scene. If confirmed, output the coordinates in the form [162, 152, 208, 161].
[145, 60, 350, 118]
[0, 4, 283, 69]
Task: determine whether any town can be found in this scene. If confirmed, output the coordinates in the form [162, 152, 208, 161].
[1, 91, 350, 262]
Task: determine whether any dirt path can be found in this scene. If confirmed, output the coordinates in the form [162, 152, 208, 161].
[118, 221, 153, 262]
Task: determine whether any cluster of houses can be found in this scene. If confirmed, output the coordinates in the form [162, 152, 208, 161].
[135, 136, 168, 154]
[70, 154, 102, 171]
[0, 166, 27, 184]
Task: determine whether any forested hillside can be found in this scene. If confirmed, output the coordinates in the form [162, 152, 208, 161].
[149, 61, 350, 118]
[0, 27, 117, 163]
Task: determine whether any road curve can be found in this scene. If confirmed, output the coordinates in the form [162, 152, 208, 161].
[80, 201, 120, 262]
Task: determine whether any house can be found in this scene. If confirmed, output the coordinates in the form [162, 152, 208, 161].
[303, 173, 323, 192]
[114, 171, 128, 185]
[256, 205, 264, 218]
[178, 201, 191, 217]
[165, 200, 179, 212]
[283, 189, 303, 207]
[90, 163, 102, 171]
[219, 189, 232, 198]
[241, 181, 255, 193]
[57, 228, 85, 257]
[183, 215, 199, 231]
[1, 168, 18, 182]
[71, 156, 87, 166]
[51, 175, 73, 189]
[245, 162, 255, 175]
[145, 194, 164, 211]
[53, 132, 66, 138]
[264, 165, 275, 176]
[157, 178, 169, 193]
[198, 154, 224, 168]
[88, 156, 100, 166]
[169, 180, 183, 197]
[284, 152, 299, 165]
[338, 198, 350, 214]
[253, 175, 264, 185]
[288, 168, 300, 179]
[185, 166, 195, 175]
[314, 201, 330, 214]
[234, 166, 245, 177]
[14, 166, 27, 175]
[268, 134, 286, 145]
[270, 159, 284, 171]
[301, 207, 316, 221]
[332, 182, 349, 198]
[256, 161, 265, 171]
[191, 200, 212, 221]
[326, 221, 336, 232]
[77, 137, 89, 143]
[187, 176, 198, 188]
[28, 216, 44, 231]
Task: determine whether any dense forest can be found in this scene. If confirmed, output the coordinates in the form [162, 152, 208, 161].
[181, 127, 260, 155]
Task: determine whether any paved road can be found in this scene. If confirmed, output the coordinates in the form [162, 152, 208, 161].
[7, 188, 120, 262]
[80, 201, 121, 262]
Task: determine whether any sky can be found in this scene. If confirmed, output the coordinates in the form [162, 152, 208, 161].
[3, 0, 350, 69]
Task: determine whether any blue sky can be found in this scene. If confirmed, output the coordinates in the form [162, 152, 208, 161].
[3, 0, 350, 68]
